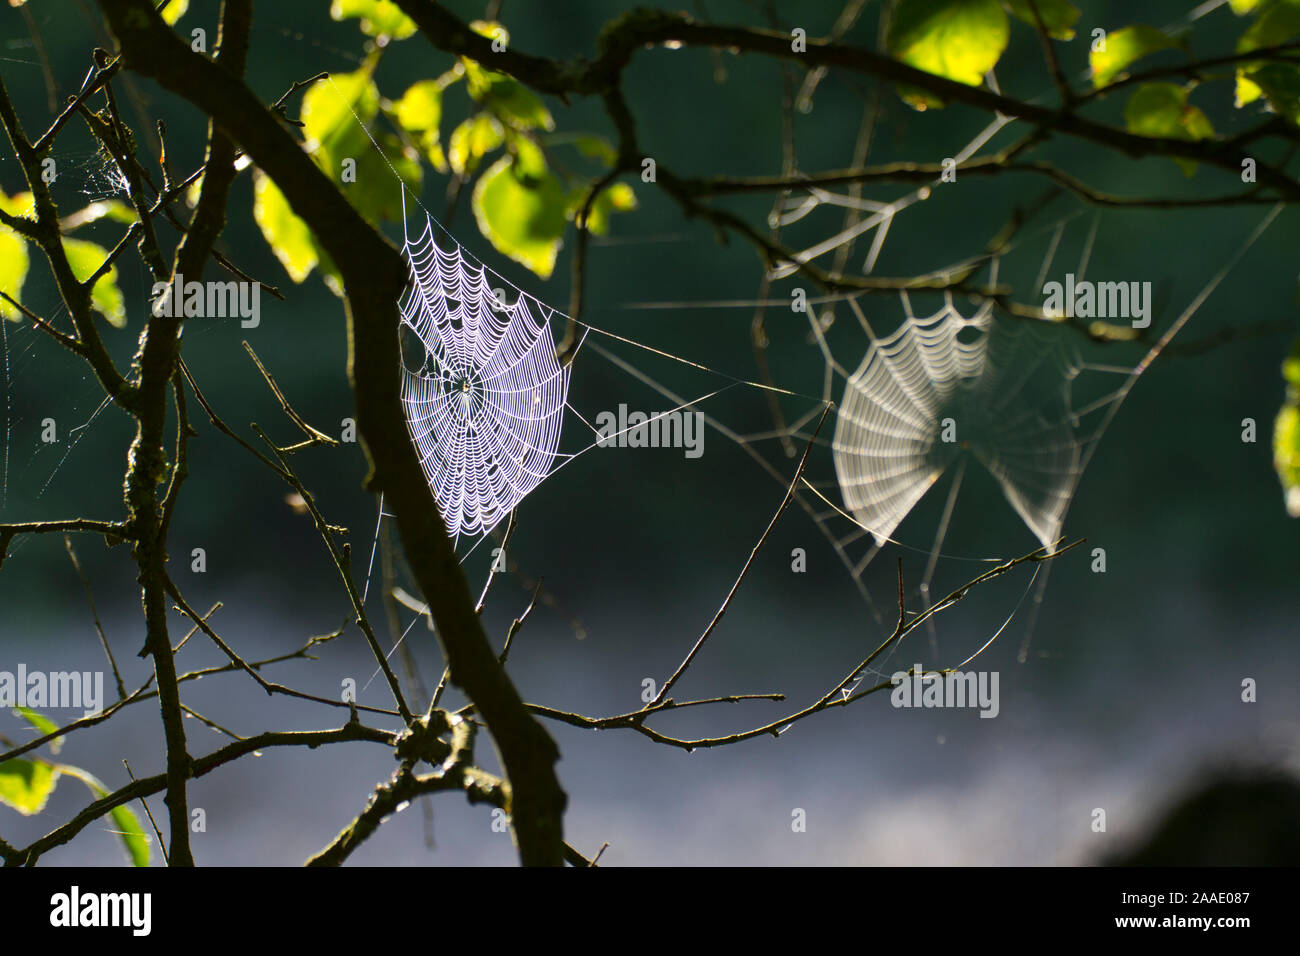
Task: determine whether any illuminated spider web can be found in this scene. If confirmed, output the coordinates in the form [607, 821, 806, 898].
[832, 291, 1083, 554]
[398, 210, 573, 545]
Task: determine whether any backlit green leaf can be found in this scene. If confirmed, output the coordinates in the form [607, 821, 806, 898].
[63, 237, 126, 328]
[464, 61, 554, 132]
[330, 0, 416, 40]
[1090, 24, 1178, 89]
[161, 0, 189, 25]
[1276, 339, 1300, 517]
[1123, 82, 1212, 175]
[448, 114, 504, 176]
[394, 79, 443, 134]
[1002, 0, 1080, 40]
[569, 181, 638, 236]
[344, 136, 423, 223]
[568, 134, 619, 166]
[1235, 3, 1300, 115]
[301, 65, 379, 162]
[0, 192, 30, 323]
[15, 707, 63, 755]
[253, 170, 319, 282]
[887, 0, 1010, 109]
[0, 759, 58, 815]
[59, 765, 151, 867]
[1242, 62, 1300, 121]
[472, 155, 568, 279]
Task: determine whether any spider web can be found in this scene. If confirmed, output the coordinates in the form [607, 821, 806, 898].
[398, 207, 574, 545]
[744, 198, 1278, 679]
[831, 292, 1081, 553]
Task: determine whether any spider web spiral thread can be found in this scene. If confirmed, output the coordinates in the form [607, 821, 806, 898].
[399, 212, 572, 542]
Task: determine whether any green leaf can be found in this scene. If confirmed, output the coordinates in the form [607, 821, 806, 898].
[393, 80, 450, 171]
[1002, 0, 1080, 40]
[1276, 340, 1300, 517]
[15, 708, 63, 755]
[61, 199, 137, 231]
[161, 0, 189, 25]
[1235, 2, 1300, 113]
[253, 170, 319, 282]
[464, 61, 554, 132]
[448, 114, 504, 176]
[59, 766, 151, 867]
[62, 237, 126, 328]
[1090, 24, 1178, 89]
[1242, 62, 1300, 121]
[510, 134, 549, 180]
[1123, 83, 1213, 176]
[0, 192, 30, 323]
[301, 65, 379, 162]
[472, 155, 568, 279]
[0, 231, 27, 322]
[469, 19, 510, 46]
[0, 759, 58, 815]
[1230, 0, 1264, 13]
[567, 134, 619, 166]
[1238, 0, 1300, 51]
[1276, 402, 1300, 515]
[394, 79, 444, 134]
[330, 0, 416, 40]
[887, 0, 1010, 109]
[344, 135, 424, 223]
[569, 181, 638, 236]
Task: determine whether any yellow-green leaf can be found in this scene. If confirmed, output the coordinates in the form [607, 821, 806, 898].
[570, 181, 638, 235]
[1090, 24, 1178, 89]
[887, 0, 1010, 109]
[161, 0, 189, 25]
[1123, 83, 1213, 176]
[0, 759, 58, 815]
[1276, 340, 1300, 517]
[469, 19, 510, 47]
[330, 0, 416, 40]
[301, 65, 379, 161]
[15, 707, 63, 755]
[448, 114, 504, 176]
[463, 60, 554, 132]
[59, 765, 151, 867]
[1236, 3, 1300, 113]
[253, 170, 319, 282]
[61, 199, 136, 231]
[568, 134, 619, 166]
[1002, 0, 1080, 40]
[344, 136, 423, 223]
[394, 79, 443, 133]
[511, 135, 549, 180]
[0, 192, 30, 323]
[63, 237, 126, 328]
[1242, 62, 1300, 121]
[472, 155, 567, 279]
[1276, 402, 1300, 516]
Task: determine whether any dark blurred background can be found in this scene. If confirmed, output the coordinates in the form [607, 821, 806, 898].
[0, 0, 1297, 865]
